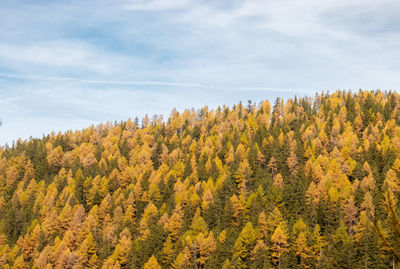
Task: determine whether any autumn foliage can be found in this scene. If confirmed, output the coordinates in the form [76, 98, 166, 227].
[0, 90, 400, 268]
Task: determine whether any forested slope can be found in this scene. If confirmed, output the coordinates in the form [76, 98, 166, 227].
[0, 90, 400, 268]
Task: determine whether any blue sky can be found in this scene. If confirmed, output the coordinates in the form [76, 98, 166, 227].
[0, 0, 399, 145]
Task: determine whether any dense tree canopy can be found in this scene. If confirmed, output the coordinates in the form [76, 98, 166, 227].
[0, 90, 399, 268]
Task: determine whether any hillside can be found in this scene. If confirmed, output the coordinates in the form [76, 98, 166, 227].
[0, 90, 400, 268]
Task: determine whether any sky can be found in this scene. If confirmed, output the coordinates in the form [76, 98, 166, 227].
[0, 0, 399, 145]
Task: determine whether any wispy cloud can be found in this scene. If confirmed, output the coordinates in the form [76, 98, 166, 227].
[124, 0, 190, 11]
[0, 72, 309, 93]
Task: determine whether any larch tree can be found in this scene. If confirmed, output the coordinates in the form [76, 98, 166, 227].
[270, 223, 289, 269]
[144, 255, 161, 269]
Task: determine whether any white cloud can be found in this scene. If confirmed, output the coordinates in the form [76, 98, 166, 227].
[0, 40, 144, 76]
[124, 0, 190, 11]
[173, 0, 399, 36]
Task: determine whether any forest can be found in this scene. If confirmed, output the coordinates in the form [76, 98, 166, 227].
[0, 90, 400, 268]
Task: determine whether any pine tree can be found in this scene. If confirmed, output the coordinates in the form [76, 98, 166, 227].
[233, 222, 256, 268]
[250, 240, 270, 268]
